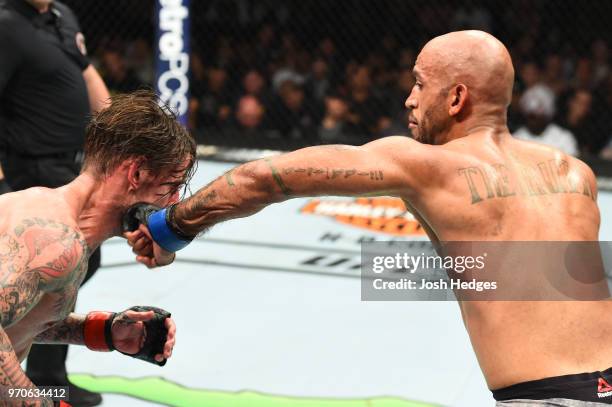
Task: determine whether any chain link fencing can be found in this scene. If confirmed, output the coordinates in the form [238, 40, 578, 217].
[64, 0, 612, 162]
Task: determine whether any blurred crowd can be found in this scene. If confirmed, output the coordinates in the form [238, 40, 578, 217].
[78, 0, 612, 158]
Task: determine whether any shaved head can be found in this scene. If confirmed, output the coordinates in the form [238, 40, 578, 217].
[419, 30, 514, 107]
[406, 30, 515, 144]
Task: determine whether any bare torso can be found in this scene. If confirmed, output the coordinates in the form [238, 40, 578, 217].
[0, 188, 88, 361]
[403, 133, 609, 389]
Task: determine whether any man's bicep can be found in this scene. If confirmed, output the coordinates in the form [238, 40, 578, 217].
[361, 136, 430, 192]
[263, 137, 422, 198]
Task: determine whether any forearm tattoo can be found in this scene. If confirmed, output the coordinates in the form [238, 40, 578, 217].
[33, 313, 84, 345]
[264, 159, 292, 196]
[173, 179, 219, 236]
[224, 169, 236, 187]
[265, 159, 385, 198]
[175, 156, 387, 234]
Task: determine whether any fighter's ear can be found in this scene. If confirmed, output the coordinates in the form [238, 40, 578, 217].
[448, 83, 468, 117]
[126, 157, 151, 191]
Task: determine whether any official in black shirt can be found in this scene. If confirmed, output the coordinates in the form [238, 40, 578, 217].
[0, 1, 110, 405]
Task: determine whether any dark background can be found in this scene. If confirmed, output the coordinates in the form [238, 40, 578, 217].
[63, 0, 612, 163]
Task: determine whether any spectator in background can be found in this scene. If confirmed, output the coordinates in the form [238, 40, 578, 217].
[377, 68, 415, 137]
[229, 95, 267, 138]
[388, 68, 416, 119]
[319, 37, 337, 64]
[543, 54, 567, 96]
[306, 57, 330, 102]
[518, 60, 541, 90]
[267, 80, 316, 141]
[189, 65, 233, 133]
[367, 51, 393, 92]
[573, 57, 594, 90]
[241, 69, 269, 103]
[318, 91, 353, 144]
[346, 65, 386, 139]
[559, 89, 600, 156]
[189, 51, 206, 95]
[126, 38, 155, 85]
[215, 36, 236, 69]
[272, 55, 305, 92]
[317, 37, 343, 85]
[140, 1, 612, 160]
[100, 48, 144, 93]
[268, 32, 304, 86]
[255, 23, 277, 71]
[513, 84, 578, 156]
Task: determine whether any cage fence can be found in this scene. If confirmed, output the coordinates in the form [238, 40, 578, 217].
[64, 0, 612, 161]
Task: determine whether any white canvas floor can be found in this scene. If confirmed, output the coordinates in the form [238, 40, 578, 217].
[64, 160, 612, 407]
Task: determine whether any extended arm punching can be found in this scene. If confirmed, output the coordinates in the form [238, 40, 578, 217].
[175, 139, 416, 236]
[124, 136, 429, 259]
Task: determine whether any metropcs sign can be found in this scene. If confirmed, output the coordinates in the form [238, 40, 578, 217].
[156, 0, 190, 124]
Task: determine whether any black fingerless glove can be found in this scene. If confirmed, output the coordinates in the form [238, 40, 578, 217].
[122, 202, 161, 233]
[117, 306, 172, 366]
[122, 202, 194, 252]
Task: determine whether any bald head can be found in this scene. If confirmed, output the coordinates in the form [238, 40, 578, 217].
[417, 30, 514, 108]
[406, 31, 515, 144]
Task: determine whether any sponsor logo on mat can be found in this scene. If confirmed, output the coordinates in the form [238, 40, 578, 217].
[301, 198, 425, 236]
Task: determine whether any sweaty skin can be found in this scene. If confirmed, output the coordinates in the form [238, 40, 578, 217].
[130, 31, 610, 390]
[0, 164, 179, 405]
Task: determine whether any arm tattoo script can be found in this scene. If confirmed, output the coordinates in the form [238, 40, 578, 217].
[265, 159, 385, 198]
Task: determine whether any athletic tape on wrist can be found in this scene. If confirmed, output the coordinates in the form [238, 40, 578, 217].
[147, 207, 192, 252]
[84, 311, 115, 352]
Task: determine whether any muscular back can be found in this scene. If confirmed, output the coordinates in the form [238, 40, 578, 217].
[408, 133, 600, 242]
[403, 134, 608, 389]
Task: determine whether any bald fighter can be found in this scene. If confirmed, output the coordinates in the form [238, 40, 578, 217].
[0, 91, 194, 406]
[127, 31, 611, 406]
